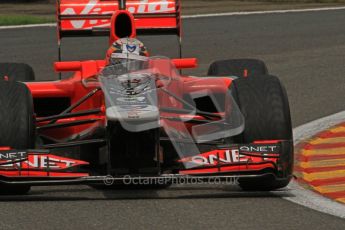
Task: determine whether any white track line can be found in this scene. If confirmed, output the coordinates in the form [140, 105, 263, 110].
[183, 6, 345, 18]
[284, 110, 345, 219]
[0, 23, 55, 30]
[0, 6, 345, 30]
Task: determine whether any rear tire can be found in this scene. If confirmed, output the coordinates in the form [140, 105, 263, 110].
[0, 63, 35, 81]
[231, 75, 293, 191]
[208, 59, 268, 78]
[0, 81, 35, 194]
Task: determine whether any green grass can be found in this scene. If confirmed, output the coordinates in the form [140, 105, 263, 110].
[0, 15, 54, 26]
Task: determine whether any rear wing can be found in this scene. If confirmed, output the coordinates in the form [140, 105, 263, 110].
[57, 0, 181, 38]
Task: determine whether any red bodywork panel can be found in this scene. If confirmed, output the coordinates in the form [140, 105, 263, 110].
[27, 63, 105, 140]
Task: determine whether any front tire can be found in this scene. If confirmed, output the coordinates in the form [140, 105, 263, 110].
[231, 75, 293, 191]
[0, 81, 35, 194]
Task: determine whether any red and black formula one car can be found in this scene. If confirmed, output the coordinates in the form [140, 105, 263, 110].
[0, 0, 293, 194]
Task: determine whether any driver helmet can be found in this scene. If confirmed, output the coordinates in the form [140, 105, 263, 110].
[106, 38, 149, 72]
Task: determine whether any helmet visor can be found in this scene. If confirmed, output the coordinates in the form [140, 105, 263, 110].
[110, 53, 148, 72]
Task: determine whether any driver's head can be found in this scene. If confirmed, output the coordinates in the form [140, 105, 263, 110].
[106, 38, 149, 71]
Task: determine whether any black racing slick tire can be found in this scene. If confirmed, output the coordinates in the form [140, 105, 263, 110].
[231, 75, 293, 191]
[207, 59, 268, 78]
[0, 81, 35, 195]
[0, 63, 35, 81]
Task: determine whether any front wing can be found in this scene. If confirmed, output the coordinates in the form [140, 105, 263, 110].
[0, 141, 292, 186]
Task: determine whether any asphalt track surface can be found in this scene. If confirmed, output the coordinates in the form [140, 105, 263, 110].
[0, 9, 345, 230]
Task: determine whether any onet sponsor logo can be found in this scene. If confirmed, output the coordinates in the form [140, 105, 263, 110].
[0, 151, 26, 160]
[239, 145, 278, 153]
[191, 149, 246, 165]
[0, 155, 82, 169]
[186, 144, 280, 166]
